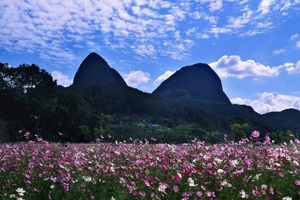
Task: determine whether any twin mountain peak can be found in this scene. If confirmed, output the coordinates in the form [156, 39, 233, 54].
[72, 52, 231, 104]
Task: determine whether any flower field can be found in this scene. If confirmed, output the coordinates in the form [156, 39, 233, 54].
[1, 133, 300, 200]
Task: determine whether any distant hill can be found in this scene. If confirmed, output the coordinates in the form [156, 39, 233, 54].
[152, 63, 231, 104]
[261, 109, 300, 131]
[72, 52, 127, 86]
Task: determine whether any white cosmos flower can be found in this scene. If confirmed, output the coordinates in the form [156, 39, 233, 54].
[188, 177, 198, 187]
[16, 188, 25, 196]
[282, 197, 292, 200]
[158, 183, 168, 193]
[239, 190, 247, 198]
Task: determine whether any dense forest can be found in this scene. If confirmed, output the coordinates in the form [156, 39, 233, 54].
[1, 62, 299, 144]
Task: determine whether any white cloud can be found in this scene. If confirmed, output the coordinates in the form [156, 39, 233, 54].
[258, 0, 275, 14]
[196, 33, 210, 39]
[186, 28, 196, 36]
[239, 0, 249, 4]
[210, 27, 232, 37]
[132, 44, 156, 57]
[228, 10, 253, 28]
[0, 0, 299, 67]
[154, 70, 175, 86]
[161, 39, 194, 60]
[210, 0, 223, 11]
[290, 34, 299, 40]
[0, 0, 191, 63]
[297, 40, 300, 49]
[210, 55, 281, 78]
[123, 70, 150, 87]
[273, 48, 286, 54]
[51, 71, 73, 87]
[282, 60, 300, 74]
[231, 92, 300, 114]
[199, 0, 223, 12]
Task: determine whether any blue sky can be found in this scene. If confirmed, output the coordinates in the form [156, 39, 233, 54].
[0, 0, 300, 114]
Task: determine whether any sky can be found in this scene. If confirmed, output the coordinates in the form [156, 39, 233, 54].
[0, 0, 300, 114]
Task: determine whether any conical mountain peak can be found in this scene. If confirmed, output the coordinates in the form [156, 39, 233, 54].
[153, 63, 231, 104]
[72, 52, 127, 86]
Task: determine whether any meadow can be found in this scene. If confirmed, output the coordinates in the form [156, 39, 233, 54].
[1, 131, 300, 200]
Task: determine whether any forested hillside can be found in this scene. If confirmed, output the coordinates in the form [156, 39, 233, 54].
[1, 59, 300, 143]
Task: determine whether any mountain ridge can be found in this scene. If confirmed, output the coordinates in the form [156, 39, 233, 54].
[69, 52, 300, 133]
[71, 52, 300, 116]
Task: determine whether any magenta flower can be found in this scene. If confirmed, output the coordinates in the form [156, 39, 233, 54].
[264, 135, 271, 144]
[251, 130, 260, 138]
[295, 179, 300, 186]
[174, 173, 182, 182]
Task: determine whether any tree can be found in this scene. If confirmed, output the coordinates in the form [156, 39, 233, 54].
[0, 63, 58, 139]
[230, 123, 249, 141]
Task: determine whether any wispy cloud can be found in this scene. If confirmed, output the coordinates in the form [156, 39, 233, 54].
[210, 27, 232, 37]
[291, 34, 299, 40]
[231, 92, 300, 114]
[227, 10, 253, 29]
[297, 40, 300, 49]
[198, 0, 223, 12]
[123, 70, 150, 87]
[0, 0, 299, 67]
[258, 0, 275, 15]
[154, 70, 175, 86]
[273, 48, 286, 54]
[210, 55, 281, 78]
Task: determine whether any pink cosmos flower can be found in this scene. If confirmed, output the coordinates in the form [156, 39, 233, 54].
[261, 184, 267, 190]
[173, 185, 179, 193]
[264, 135, 271, 144]
[196, 191, 202, 198]
[24, 131, 30, 139]
[206, 191, 215, 198]
[295, 179, 300, 186]
[139, 191, 146, 197]
[251, 130, 260, 138]
[269, 186, 274, 195]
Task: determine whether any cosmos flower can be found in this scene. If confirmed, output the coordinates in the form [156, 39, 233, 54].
[251, 130, 260, 138]
[16, 188, 25, 196]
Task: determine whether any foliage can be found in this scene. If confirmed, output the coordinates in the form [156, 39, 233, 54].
[230, 123, 250, 141]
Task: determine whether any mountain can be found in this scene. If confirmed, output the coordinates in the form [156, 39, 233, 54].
[152, 63, 231, 104]
[72, 52, 127, 86]
[261, 108, 300, 131]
